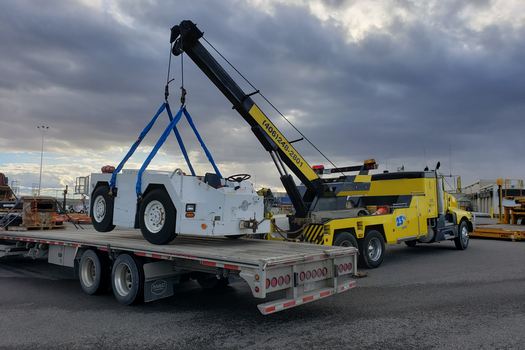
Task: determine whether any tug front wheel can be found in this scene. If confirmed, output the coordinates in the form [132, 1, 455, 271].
[90, 185, 115, 232]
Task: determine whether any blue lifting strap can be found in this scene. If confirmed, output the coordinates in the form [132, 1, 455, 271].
[136, 106, 185, 196]
[182, 107, 222, 178]
[109, 103, 166, 191]
[166, 103, 196, 176]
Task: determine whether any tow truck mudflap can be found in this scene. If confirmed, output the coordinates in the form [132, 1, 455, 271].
[257, 279, 356, 315]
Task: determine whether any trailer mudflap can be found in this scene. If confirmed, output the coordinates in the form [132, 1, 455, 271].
[257, 279, 356, 315]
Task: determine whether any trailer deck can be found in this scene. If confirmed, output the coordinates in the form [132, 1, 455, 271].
[0, 225, 358, 314]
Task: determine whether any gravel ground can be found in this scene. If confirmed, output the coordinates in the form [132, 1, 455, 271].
[0, 237, 524, 349]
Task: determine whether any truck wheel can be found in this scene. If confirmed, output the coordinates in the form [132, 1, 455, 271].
[454, 221, 469, 250]
[90, 185, 115, 232]
[111, 254, 144, 305]
[404, 240, 417, 247]
[359, 230, 385, 268]
[196, 273, 230, 289]
[333, 232, 358, 249]
[139, 189, 177, 245]
[79, 249, 109, 295]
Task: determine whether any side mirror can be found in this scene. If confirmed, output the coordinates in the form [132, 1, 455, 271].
[435, 161, 441, 170]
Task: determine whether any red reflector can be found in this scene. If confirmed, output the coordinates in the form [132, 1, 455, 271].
[338, 264, 344, 273]
[312, 269, 317, 278]
[278, 276, 284, 286]
[300, 272, 305, 281]
[348, 263, 353, 271]
[271, 278, 277, 287]
[312, 165, 325, 170]
[255, 286, 260, 293]
[317, 268, 322, 277]
[306, 271, 312, 279]
[284, 275, 291, 284]
[266, 279, 270, 288]
[323, 267, 328, 276]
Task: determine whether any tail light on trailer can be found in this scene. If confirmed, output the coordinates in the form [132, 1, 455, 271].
[265, 271, 293, 292]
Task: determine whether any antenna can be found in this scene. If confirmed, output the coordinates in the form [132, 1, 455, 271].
[448, 144, 452, 177]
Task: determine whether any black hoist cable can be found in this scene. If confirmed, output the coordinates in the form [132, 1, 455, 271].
[164, 44, 175, 101]
[201, 36, 343, 174]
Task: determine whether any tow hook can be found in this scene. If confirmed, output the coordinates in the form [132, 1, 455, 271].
[240, 219, 259, 233]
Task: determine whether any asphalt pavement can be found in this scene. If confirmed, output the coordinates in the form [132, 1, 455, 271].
[0, 237, 524, 349]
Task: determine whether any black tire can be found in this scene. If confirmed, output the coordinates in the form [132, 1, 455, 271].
[404, 240, 417, 247]
[333, 232, 359, 249]
[78, 249, 109, 295]
[226, 234, 245, 239]
[454, 221, 469, 250]
[90, 185, 115, 232]
[196, 273, 230, 290]
[139, 189, 177, 245]
[358, 230, 385, 268]
[111, 254, 144, 305]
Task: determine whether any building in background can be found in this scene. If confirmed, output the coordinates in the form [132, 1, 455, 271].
[464, 179, 525, 215]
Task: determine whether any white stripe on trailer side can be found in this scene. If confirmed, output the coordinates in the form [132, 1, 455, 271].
[0, 234, 243, 271]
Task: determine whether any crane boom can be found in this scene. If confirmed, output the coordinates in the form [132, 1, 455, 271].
[170, 20, 323, 217]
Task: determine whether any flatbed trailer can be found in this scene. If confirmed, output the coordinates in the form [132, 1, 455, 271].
[0, 225, 357, 315]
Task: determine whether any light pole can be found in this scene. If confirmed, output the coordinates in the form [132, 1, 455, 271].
[37, 125, 49, 196]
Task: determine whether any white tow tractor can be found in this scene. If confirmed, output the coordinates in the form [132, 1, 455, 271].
[90, 170, 270, 245]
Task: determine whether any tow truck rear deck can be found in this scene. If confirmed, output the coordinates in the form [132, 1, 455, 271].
[0, 225, 357, 315]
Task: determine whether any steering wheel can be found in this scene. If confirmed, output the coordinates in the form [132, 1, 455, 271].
[226, 173, 251, 183]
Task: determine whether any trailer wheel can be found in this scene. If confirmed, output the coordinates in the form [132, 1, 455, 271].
[111, 254, 144, 305]
[196, 273, 230, 289]
[139, 189, 177, 245]
[359, 230, 385, 268]
[79, 249, 109, 295]
[90, 185, 115, 232]
[454, 221, 469, 250]
[333, 232, 358, 249]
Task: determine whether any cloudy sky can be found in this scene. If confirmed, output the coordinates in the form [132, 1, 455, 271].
[0, 0, 524, 196]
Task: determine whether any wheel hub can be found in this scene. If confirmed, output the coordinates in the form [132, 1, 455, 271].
[461, 226, 469, 244]
[144, 200, 166, 233]
[114, 263, 132, 297]
[81, 257, 96, 287]
[367, 237, 382, 261]
[93, 195, 106, 223]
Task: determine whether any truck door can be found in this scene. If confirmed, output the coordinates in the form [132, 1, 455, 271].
[392, 204, 420, 241]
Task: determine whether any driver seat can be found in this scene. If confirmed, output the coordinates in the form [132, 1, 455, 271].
[204, 172, 222, 189]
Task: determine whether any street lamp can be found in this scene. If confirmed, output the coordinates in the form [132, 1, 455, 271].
[37, 125, 49, 196]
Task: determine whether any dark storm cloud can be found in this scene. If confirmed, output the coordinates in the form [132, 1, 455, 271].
[0, 0, 524, 185]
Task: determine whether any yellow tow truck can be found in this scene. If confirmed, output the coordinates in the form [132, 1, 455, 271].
[270, 161, 473, 268]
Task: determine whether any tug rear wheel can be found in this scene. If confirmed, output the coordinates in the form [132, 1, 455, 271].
[139, 189, 177, 245]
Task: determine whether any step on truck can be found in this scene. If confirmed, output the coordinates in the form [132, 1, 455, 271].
[0, 226, 357, 315]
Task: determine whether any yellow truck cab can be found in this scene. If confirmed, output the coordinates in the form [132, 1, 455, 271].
[271, 166, 473, 268]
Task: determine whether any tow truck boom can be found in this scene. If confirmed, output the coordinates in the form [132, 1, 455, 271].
[170, 20, 323, 217]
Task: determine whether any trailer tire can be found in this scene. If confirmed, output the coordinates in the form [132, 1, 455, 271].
[196, 273, 230, 289]
[111, 254, 144, 305]
[79, 249, 109, 295]
[359, 230, 385, 268]
[90, 185, 115, 232]
[333, 232, 358, 249]
[139, 189, 177, 245]
[454, 221, 469, 250]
